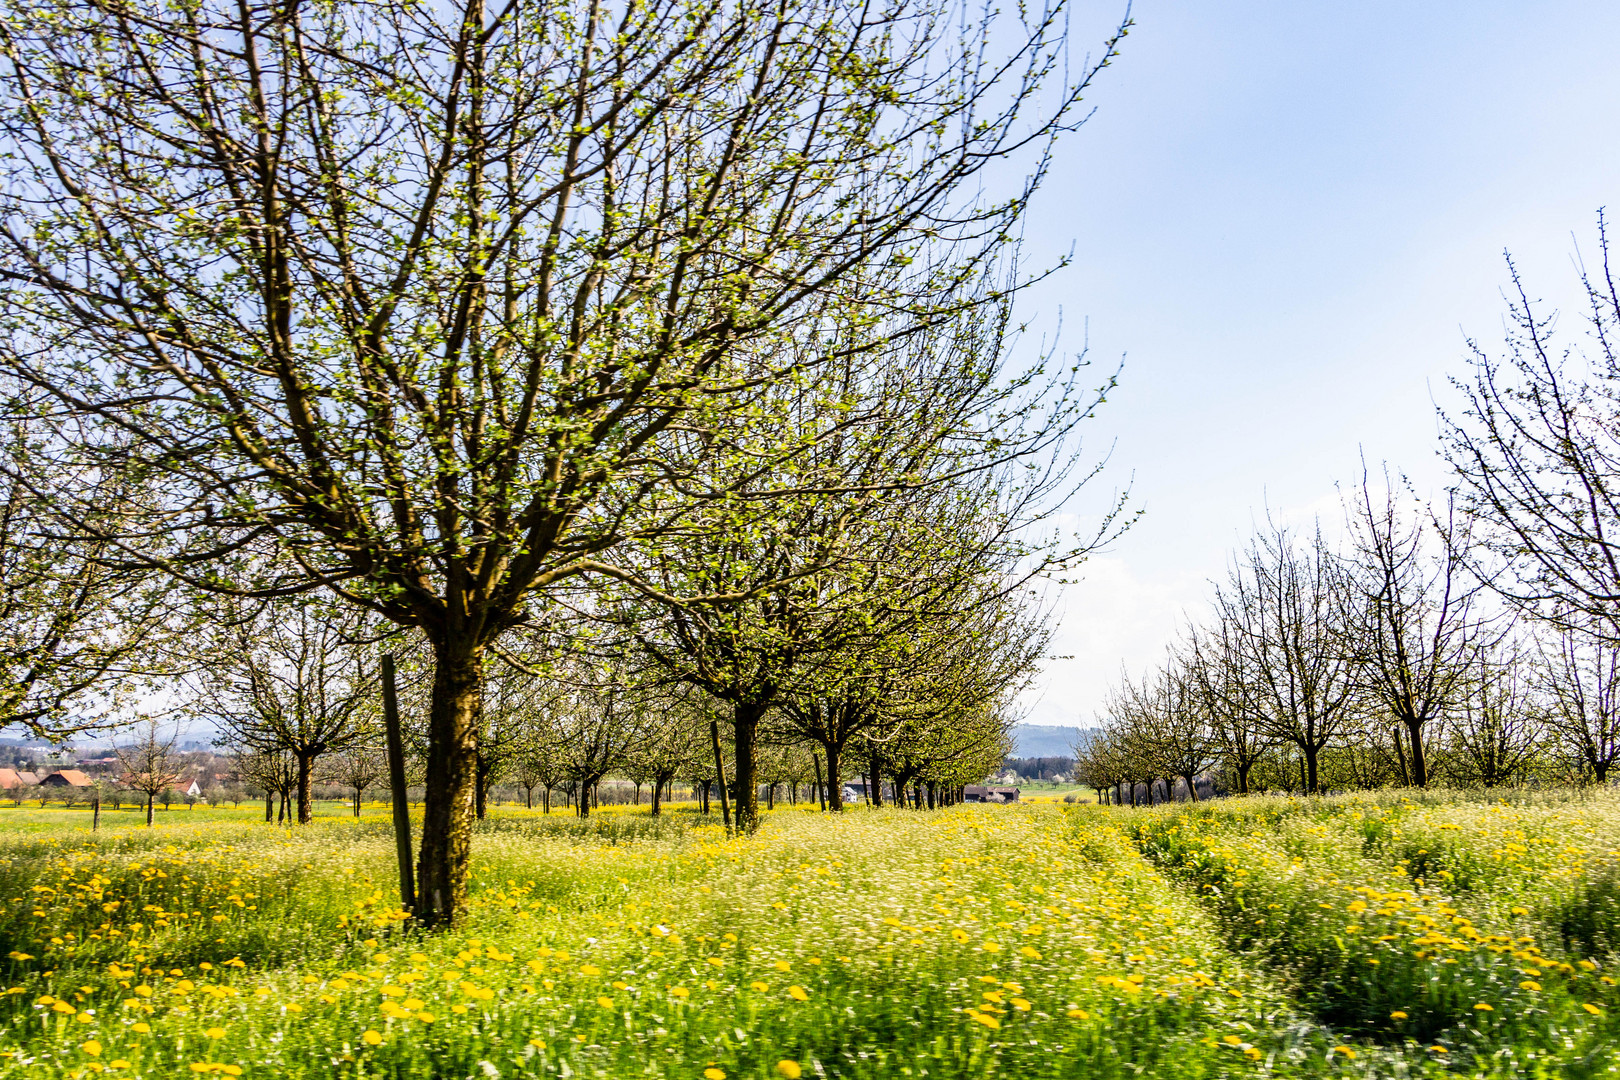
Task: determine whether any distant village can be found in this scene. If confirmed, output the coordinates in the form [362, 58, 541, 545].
[0, 739, 1079, 811]
[0, 742, 276, 809]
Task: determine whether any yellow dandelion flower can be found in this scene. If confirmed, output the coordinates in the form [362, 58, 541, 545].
[205, 1027, 225, 1039]
[1333, 1046, 1355, 1059]
[776, 1062, 802, 1079]
[81, 1041, 102, 1057]
[704, 1069, 726, 1080]
[596, 996, 615, 1009]
[1474, 1003, 1493, 1012]
[362, 1029, 383, 1046]
[1585, 1003, 1604, 1015]
[788, 986, 809, 1001]
[750, 981, 770, 992]
[415, 1012, 435, 1023]
[1066, 1008, 1089, 1020]
[132, 1024, 151, 1035]
[1520, 981, 1541, 992]
[1390, 1011, 1408, 1020]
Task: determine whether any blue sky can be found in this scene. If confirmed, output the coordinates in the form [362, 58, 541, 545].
[1018, 1, 1620, 727]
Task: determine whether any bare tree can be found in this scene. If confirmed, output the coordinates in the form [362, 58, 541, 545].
[1449, 638, 1546, 786]
[115, 716, 178, 827]
[229, 746, 297, 823]
[1444, 214, 1620, 634]
[1539, 618, 1620, 783]
[1343, 467, 1488, 786]
[325, 747, 386, 818]
[1215, 522, 1359, 794]
[1182, 625, 1271, 795]
[195, 600, 380, 824]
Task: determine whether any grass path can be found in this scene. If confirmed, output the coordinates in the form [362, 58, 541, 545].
[1117, 793, 1620, 1078]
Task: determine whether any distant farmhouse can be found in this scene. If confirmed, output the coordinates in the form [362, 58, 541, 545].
[963, 785, 1020, 804]
[39, 770, 94, 788]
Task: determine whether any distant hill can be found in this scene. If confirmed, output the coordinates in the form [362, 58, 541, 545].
[1010, 724, 1093, 758]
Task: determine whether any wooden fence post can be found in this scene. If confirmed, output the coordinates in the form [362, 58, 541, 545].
[709, 720, 731, 831]
[382, 654, 415, 913]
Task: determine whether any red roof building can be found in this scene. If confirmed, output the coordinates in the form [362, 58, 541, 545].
[39, 770, 94, 788]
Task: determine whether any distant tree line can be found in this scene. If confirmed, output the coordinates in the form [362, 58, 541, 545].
[1079, 215, 1620, 804]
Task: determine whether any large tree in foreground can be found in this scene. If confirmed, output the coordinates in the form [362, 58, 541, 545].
[0, 0, 1125, 921]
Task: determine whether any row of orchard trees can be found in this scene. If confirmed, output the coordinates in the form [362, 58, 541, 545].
[0, 0, 1134, 923]
[205, 589, 1026, 827]
[1081, 216, 1620, 802]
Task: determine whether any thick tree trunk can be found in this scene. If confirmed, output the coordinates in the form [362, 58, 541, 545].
[417, 642, 483, 927]
[1406, 718, 1428, 787]
[731, 701, 765, 833]
[824, 743, 844, 811]
[868, 752, 884, 807]
[146, 794, 154, 826]
[295, 752, 315, 825]
[651, 778, 663, 817]
[1182, 772, 1199, 802]
[264, 793, 273, 821]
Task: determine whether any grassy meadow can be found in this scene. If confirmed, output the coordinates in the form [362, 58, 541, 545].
[0, 793, 1618, 1078]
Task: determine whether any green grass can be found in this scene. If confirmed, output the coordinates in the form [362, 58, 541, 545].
[0, 795, 1617, 1077]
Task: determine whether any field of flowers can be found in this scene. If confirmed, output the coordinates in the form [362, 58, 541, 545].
[0, 794, 1618, 1078]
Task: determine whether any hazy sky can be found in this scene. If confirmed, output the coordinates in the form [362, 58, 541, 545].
[1015, 1, 1620, 728]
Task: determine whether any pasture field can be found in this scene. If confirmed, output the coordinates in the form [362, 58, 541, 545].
[0, 794, 1617, 1078]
